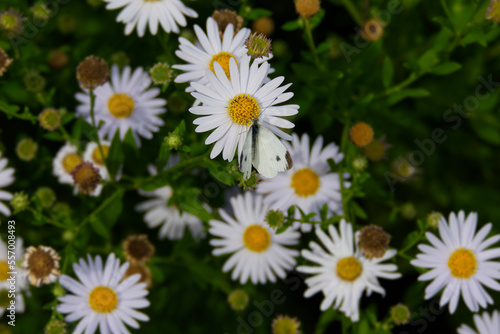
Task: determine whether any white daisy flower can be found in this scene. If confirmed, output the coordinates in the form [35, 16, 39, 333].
[53, 143, 103, 197]
[0, 237, 28, 316]
[189, 55, 298, 161]
[297, 220, 401, 321]
[209, 192, 300, 284]
[257, 133, 348, 233]
[411, 211, 500, 314]
[103, 0, 197, 37]
[457, 310, 500, 334]
[83, 141, 111, 181]
[76, 65, 167, 147]
[172, 17, 251, 94]
[136, 164, 205, 241]
[0, 152, 14, 216]
[57, 253, 149, 334]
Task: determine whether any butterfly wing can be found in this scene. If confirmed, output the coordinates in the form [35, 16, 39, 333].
[253, 125, 293, 178]
[239, 125, 255, 180]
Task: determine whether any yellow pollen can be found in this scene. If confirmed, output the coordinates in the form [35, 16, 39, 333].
[243, 224, 271, 252]
[0, 261, 9, 281]
[89, 286, 118, 313]
[108, 93, 135, 118]
[448, 248, 477, 279]
[290, 168, 320, 197]
[209, 52, 237, 79]
[336, 256, 362, 282]
[91, 145, 109, 166]
[228, 94, 260, 126]
[62, 153, 83, 173]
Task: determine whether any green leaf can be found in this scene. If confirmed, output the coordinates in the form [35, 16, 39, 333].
[417, 50, 439, 73]
[431, 61, 462, 75]
[282, 20, 301, 31]
[310, 9, 326, 29]
[43, 132, 64, 141]
[206, 162, 234, 186]
[387, 88, 430, 105]
[0, 102, 37, 123]
[107, 131, 124, 181]
[351, 201, 367, 219]
[382, 57, 394, 89]
[93, 190, 124, 228]
[156, 140, 171, 172]
[461, 26, 487, 47]
[400, 231, 421, 251]
[90, 216, 110, 238]
[244, 8, 272, 20]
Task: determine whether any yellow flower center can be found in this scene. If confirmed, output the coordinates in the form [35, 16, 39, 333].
[290, 168, 320, 197]
[209, 52, 237, 79]
[448, 248, 477, 279]
[91, 145, 109, 166]
[62, 153, 83, 173]
[108, 93, 135, 118]
[228, 93, 260, 126]
[243, 224, 271, 252]
[336, 256, 362, 282]
[88, 286, 118, 313]
[273, 317, 298, 334]
[0, 261, 9, 281]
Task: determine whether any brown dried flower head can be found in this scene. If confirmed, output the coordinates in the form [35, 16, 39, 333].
[122, 261, 152, 288]
[0, 48, 12, 77]
[211, 9, 243, 39]
[71, 162, 102, 195]
[22, 246, 61, 287]
[76, 55, 109, 90]
[122, 234, 155, 263]
[361, 19, 384, 42]
[358, 225, 391, 259]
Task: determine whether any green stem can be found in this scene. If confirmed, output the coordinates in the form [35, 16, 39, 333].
[88, 90, 112, 180]
[376, 72, 420, 99]
[341, 0, 364, 26]
[303, 18, 321, 70]
[339, 123, 351, 222]
[28, 208, 67, 228]
[58, 123, 77, 146]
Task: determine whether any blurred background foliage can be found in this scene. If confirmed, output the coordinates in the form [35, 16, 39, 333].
[1, 0, 500, 332]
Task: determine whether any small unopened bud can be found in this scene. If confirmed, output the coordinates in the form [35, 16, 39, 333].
[24, 70, 46, 93]
[239, 172, 261, 191]
[352, 155, 368, 171]
[39, 108, 61, 131]
[227, 289, 249, 311]
[35, 187, 56, 209]
[272, 315, 301, 334]
[11, 192, 30, 213]
[0, 8, 25, 35]
[165, 132, 182, 150]
[400, 202, 416, 220]
[426, 211, 443, 229]
[150, 62, 172, 85]
[31, 3, 51, 21]
[16, 138, 38, 162]
[44, 318, 67, 334]
[76, 55, 109, 90]
[266, 210, 285, 229]
[48, 49, 69, 70]
[110, 51, 130, 69]
[486, 0, 500, 24]
[245, 32, 272, 59]
[390, 303, 410, 325]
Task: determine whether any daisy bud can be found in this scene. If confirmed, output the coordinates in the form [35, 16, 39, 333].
[48, 49, 68, 71]
[122, 261, 152, 288]
[227, 289, 249, 311]
[486, 0, 500, 24]
[0, 48, 12, 77]
[165, 132, 182, 150]
[31, 3, 51, 21]
[61, 229, 74, 242]
[23, 246, 61, 287]
[327, 35, 342, 59]
[252, 17, 275, 36]
[122, 234, 155, 263]
[393, 159, 418, 180]
[23, 70, 46, 93]
[400, 202, 416, 220]
[358, 224, 390, 259]
[57, 13, 76, 34]
[71, 162, 102, 195]
[426, 211, 443, 229]
[110, 51, 130, 69]
[245, 32, 273, 59]
[272, 39, 288, 59]
[212, 9, 243, 38]
[238, 172, 261, 190]
[35, 187, 56, 208]
[295, 0, 321, 18]
[352, 155, 368, 171]
[361, 19, 384, 42]
[44, 319, 67, 334]
[266, 209, 285, 229]
[272, 315, 301, 334]
[390, 303, 411, 325]
[38, 108, 61, 131]
[0, 8, 25, 35]
[363, 137, 389, 162]
[16, 138, 38, 162]
[350, 122, 374, 148]
[11, 192, 30, 213]
[150, 62, 172, 85]
[52, 285, 66, 298]
[76, 55, 109, 90]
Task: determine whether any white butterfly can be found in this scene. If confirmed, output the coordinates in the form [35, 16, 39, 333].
[239, 119, 293, 180]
